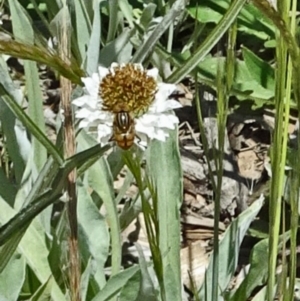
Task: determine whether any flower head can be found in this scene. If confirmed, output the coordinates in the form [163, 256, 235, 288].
[72, 63, 181, 148]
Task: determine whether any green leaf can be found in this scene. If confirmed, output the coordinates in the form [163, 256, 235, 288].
[80, 258, 93, 301]
[0, 199, 66, 301]
[131, 0, 186, 64]
[197, 195, 264, 300]
[77, 132, 121, 277]
[147, 126, 182, 301]
[30, 277, 53, 301]
[25, 58, 47, 171]
[194, 56, 274, 107]
[119, 194, 142, 231]
[155, 46, 274, 107]
[0, 58, 27, 184]
[0, 230, 24, 274]
[243, 47, 275, 91]
[139, 3, 157, 28]
[100, 28, 134, 66]
[118, 0, 134, 28]
[167, 0, 247, 83]
[0, 158, 55, 260]
[91, 265, 140, 301]
[41, 0, 60, 21]
[9, 0, 47, 172]
[119, 271, 140, 301]
[107, 0, 119, 43]
[0, 253, 25, 301]
[0, 144, 110, 248]
[77, 184, 110, 288]
[74, 0, 91, 63]
[251, 286, 269, 301]
[86, 0, 101, 74]
[0, 87, 63, 165]
[134, 244, 157, 301]
[229, 232, 291, 301]
[229, 238, 269, 301]
[187, 0, 274, 40]
[0, 167, 17, 207]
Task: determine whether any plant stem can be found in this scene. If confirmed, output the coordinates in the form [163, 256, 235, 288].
[60, 3, 81, 301]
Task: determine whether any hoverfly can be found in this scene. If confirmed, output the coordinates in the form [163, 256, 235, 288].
[110, 111, 136, 149]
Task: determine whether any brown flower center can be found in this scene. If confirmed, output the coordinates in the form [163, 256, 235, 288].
[99, 64, 157, 116]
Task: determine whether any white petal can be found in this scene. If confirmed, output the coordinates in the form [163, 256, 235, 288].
[152, 128, 169, 141]
[133, 63, 143, 71]
[78, 119, 90, 128]
[149, 99, 182, 113]
[138, 112, 178, 128]
[73, 95, 99, 110]
[109, 62, 120, 75]
[94, 110, 113, 122]
[98, 66, 110, 80]
[97, 123, 112, 144]
[80, 111, 102, 123]
[136, 121, 168, 141]
[82, 74, 99, 97]
[164, 99, 182, 110]
[72, 95, 91, 107]
[137, 114, 157, 125]
[156, 83, 176, 99]
[149, 84, 178, 113]
[156, 114, 179, 129]
[146, 68, 159, 79]
[75, 107, 93, 119]
[111, 62, 119, 68]
[136, 120, 155, 136]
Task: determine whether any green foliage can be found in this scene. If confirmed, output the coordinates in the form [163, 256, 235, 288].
[0, 253, 25, 301]
[197, 196, 264, 300]
[187, 0, 274, 40]
[0, 0, 299, 300]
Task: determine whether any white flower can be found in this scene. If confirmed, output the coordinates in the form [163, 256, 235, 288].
[72, 63, 182, 149]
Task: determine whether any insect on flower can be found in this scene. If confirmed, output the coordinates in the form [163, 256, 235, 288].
[110, 111, 136, 150]
[72, 63, 182, 149]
